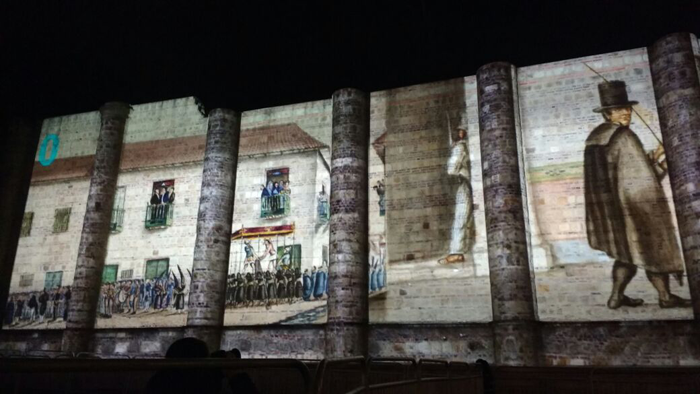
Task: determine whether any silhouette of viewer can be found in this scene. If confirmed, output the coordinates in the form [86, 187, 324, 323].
[146, 337, 223, 394]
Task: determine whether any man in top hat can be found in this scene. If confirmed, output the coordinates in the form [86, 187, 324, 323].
[584, 80, 690, 309]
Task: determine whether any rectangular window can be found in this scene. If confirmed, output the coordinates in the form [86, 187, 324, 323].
[266, 168, 289, 187]
[276, 244, 301, 271]
[20, 212, 34, 237]
[53, 207, 71, 233]
[111, 186, 126, 233]
[44, 271, 63, 290]
[120, 269, 134, 280]
[150, 180, 176, 205]
[102, 264, 118, 283]
[19, 274, 34, 287]
[145, 259, 170, 280]
[317, 189, 329, 222]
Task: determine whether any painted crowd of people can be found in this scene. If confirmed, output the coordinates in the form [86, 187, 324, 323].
[260, 180, 291, 198]
[98, 268, 188, 318]
[225, 264, 328, 308]
[150, 184, 176, 205]
[4, 286, 71, 327]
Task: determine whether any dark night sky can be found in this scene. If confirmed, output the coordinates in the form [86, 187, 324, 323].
[1, 1, 699, 119]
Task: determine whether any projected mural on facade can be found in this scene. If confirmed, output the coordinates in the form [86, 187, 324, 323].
[224, 101, 332, 326]
[5, 111, 101, 329]
[519, 48, 693, 321]
[6, 44, 696, 332]
[92, 99, 207, 329]
[583, 80, 688, 310]
[368, 78, 492, 324]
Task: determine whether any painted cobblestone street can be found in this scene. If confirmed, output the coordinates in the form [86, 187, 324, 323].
[536, 263, 692, 321]
[225, 299, 327, 325]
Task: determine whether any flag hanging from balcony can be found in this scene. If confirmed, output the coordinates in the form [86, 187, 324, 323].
[231, 223, 295, 240]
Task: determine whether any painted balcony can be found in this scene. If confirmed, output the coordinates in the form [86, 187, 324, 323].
[110, 208, 125, 233]
[145, 203, 173, 229]
[317, 200, 329, 222]
[261, 195, 290, 219]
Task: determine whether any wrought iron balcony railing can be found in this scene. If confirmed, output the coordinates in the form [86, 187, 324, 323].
[260, 194, 290, 219]
[317, 200, 329, 222]
[110, 208, 125, 233]
[145, 203, 173, 229]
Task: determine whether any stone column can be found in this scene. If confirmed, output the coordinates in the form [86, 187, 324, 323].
[185, 109, 241, 352]
[0, 118, 41, 330]
[477, 63, 538, 365]
[648, 33, 700, 318]
[62, 102, 130, 353]
[325, 88, 370, 358]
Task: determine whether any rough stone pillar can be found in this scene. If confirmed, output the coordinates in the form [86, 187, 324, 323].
[0, 118, 41, 330]
[649, 33, 700, 318]
[185, 109, 241, 352]
[325, 88, 370, 358]
[62, 102, 130, 353]
[477, 62, 538, 365]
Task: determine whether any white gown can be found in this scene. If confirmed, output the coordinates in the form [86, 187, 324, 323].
[446, 139, 473, 255]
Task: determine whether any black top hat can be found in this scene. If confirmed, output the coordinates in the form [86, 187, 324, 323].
[593, 80, 638, 113]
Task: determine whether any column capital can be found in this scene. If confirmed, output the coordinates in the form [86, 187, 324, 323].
[650, 32, 697, 51]
[99, 102, 131, 119]
[477, 61, 516, 76]
[208, 108, 239, 119]
[332, 87, 367, 100]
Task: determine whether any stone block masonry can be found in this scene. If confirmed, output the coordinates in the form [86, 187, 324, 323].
[326, 88, 370, 357]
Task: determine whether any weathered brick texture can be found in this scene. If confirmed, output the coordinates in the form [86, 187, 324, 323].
[648, 33, 700, 318]
[326, 88, 370, 357]
[369, 325, 494, 361]
[62, 102, 131, 352]
[477, 63, 536, 321]
[186, 109, 241, 350]
[540, 321, 700, 366]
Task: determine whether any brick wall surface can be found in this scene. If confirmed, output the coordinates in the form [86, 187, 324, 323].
[540, 321, 700, 366]
[369, 325, 494, 361]
[222, 326, 326, 359]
